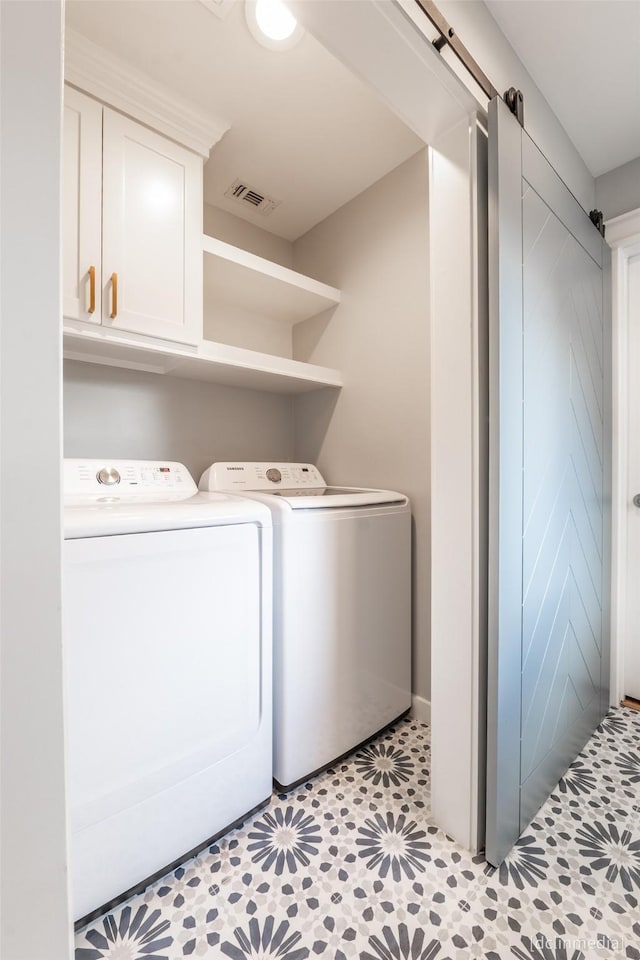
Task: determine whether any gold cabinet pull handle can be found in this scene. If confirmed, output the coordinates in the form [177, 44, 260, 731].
[88, 265, 96, 314]
[110, 272, 118, 319]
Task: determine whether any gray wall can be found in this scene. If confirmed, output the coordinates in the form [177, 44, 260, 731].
[203, 204, 297, 356]
[596, 156, 640, 221]
[292, 150, 430, 702]
[64, 361, 294, 481]
[204, 203, 293, 267]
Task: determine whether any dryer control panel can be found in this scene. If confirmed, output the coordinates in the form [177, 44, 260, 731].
[64, 459, 197, 500]
[202, 462, 326, 491]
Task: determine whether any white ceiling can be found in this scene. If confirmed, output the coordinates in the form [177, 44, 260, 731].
[65, 0, 424, 241]
[485, 0, 640, 178]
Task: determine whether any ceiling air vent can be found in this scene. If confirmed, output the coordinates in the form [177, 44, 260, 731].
[224, 179, 282, 217]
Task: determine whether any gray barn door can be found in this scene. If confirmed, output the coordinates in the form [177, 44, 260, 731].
[485, 97, 611, 865]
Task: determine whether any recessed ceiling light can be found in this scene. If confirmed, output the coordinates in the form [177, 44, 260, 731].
[245, 0, 303, 50]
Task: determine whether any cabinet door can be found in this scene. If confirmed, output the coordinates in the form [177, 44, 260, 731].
[63, 87, 102, 324]
[102, 110, 202, 345]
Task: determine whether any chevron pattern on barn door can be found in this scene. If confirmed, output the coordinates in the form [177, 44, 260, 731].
[519, 183, 604, 830]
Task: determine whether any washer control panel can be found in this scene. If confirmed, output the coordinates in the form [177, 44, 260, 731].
[203, 462, 326, 491]
[64, 459, 197, 500]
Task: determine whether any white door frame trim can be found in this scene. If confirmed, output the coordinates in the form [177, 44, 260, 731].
[607, 207, 640, 704]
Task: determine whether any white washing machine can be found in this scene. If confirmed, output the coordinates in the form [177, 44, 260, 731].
[63, 459, 272, 924]
[200, 462, 411, 790]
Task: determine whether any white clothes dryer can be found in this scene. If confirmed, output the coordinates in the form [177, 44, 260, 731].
[199, 462, 411, 790]
[63, 459, 272, 924]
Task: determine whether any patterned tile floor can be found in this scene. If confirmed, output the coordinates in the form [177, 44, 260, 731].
[75, 708, 640, 960]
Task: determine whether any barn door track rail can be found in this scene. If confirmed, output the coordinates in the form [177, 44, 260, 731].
[414, 0, 605, 235]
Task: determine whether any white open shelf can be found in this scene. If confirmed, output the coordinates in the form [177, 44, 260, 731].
[202, 234, 341, 325]
[63, 238, 343, 393]
[63, 328, 343, 394]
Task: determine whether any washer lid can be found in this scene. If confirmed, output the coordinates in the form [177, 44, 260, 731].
[199, 463, 407, 510]
[268, 487, 407, 509]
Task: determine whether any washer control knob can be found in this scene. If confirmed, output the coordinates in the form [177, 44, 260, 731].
[266, 468, 282, 484]
[97, 467, 121, 486]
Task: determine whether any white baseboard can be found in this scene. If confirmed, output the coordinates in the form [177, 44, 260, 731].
[411, 694, 431, 725]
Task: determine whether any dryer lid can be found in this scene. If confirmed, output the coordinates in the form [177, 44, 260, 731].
[63, 494, 271, 538]
[63, 459, 271, 537]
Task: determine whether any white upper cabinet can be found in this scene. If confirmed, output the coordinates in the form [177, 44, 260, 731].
[63, 86, 203, 346]
[63, 87, 102, 325]
[102, 110, 202, 344]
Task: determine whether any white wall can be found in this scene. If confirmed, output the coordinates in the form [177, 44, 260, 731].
[64, 361, 294, 480]
[292, 150, 430, 701]
[0, 3, 72, 957]
[431, 0, 595, 213]
[596, 157, 640, 222]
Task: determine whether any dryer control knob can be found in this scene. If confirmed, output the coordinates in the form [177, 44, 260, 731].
[266, 468, 282, 483]
[97, 467, 121, 486]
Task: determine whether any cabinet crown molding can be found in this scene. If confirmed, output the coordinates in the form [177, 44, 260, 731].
[64, 28, 229, 158]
